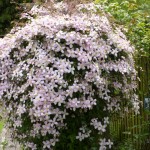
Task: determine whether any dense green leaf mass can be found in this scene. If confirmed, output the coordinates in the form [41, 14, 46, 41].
[95, 0, 150, 56]
[0, 0, 32, 37]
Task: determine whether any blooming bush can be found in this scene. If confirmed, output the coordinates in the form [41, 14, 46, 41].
[0, 2, 139, 150]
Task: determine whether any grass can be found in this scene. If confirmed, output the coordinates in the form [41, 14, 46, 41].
[0, 121, 4, 133]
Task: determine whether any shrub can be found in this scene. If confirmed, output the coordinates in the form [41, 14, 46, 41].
[0, 2, 139, 149]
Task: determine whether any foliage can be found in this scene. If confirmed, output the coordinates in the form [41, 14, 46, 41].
[113, 115, 150, 150]
[0, 0, 32, 37]
[95, 0, 150, 57]
[0, 121, 4, 133]
[0, 0, 17, 36]
[114, 138, 135, 150]
[0, 2, 139, 150]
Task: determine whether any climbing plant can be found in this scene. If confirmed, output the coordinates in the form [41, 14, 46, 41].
[0, 2, 139, 150]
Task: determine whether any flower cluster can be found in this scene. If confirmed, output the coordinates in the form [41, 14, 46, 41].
[76, 126, 91, 141]
[0, 2, 139, 150]
[99, 138, 113, 150]
[90, 118, 109, 134]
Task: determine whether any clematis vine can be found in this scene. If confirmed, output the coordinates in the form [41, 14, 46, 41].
[0, 2, 139, 150]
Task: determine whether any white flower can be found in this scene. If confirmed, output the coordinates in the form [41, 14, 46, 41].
[107, 139, 113, 149]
